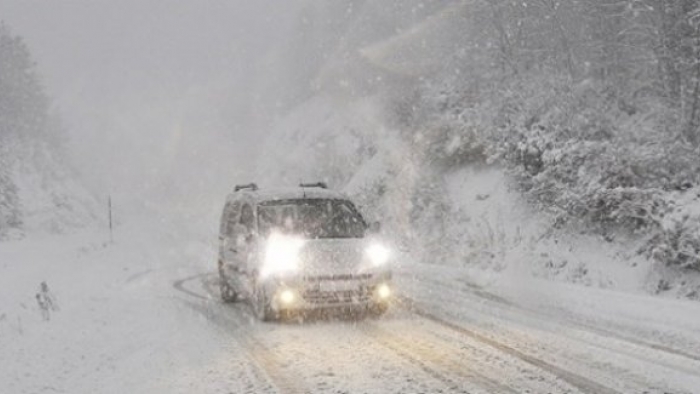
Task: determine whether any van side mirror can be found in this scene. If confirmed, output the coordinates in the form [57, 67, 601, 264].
[368, 221, 381, 234]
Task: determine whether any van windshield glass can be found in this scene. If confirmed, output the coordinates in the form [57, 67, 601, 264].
[258, 199, 366, 239]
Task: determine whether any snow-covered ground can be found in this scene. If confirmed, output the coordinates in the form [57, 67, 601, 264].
[0, 218, 228, 393]
[442, 167, 650, 289]
[3, 1, 700, 392]
[441, 166, 700, 298]
[2, 207, 700, 394]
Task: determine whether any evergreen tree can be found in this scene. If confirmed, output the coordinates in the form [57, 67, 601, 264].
[0, 23, 51, 237]
[0, 23, 49, 141]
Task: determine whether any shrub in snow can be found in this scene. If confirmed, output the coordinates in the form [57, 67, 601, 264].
[643, 191, 700, 271]
[490, 78, 694, 233]
[406, 70, 700, 275]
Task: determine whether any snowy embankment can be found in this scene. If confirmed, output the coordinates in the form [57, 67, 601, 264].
[439, 166, 700, 299]
[257, 94, 700, 300]
[0, 216, 258, 394]
[0, 137, 97, 240]
[442, 167, 654, 290]
[394, 258, 700, 393]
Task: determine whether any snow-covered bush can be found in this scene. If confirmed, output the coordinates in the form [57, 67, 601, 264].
[406, 70, 700, 274]
[485, 77, 695, 234]
[387, 78, 491, 170]
[643, 190, 700, 271]
[652, 220, 700, 270]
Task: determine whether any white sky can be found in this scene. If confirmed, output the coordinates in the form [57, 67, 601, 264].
[0, 1, 302, 203]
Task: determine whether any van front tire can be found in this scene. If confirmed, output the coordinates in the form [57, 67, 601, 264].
[254, 287, 275, 321]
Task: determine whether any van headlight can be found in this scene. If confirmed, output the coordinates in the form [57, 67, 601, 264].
[261, 232, 305, 278]
[366, 243, 391, 266]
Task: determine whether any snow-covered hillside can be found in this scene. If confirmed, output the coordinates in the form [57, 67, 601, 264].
[0, 25, 96, 240]
[249, 1, 700, 301]
[254, 88, 700, 300]
[1, 137, 97, 238]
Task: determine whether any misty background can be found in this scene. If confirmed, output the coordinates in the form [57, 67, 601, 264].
[1, 0, 700, 296]
[0, 0, 304, 208]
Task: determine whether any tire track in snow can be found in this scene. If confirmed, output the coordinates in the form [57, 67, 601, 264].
[175, 273, 518, 393]
[399, 296, 622, 394]
[363, 332, 468, 393]
[174, 272, 619, 394]
[172, 273, 309, 394]
[400, 272, 700, 379]
[172, 273, 211, 301]
[360, 322, 519, 394]
[400, 271, 700, 364]
[124, 268, 154, 284]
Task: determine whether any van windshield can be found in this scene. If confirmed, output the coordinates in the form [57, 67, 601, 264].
[257, 199, 366, 239]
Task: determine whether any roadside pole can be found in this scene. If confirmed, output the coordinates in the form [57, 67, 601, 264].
[108, 195, 113, 244]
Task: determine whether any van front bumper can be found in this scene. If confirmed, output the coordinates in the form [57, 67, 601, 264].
[263, 272, 392, 312]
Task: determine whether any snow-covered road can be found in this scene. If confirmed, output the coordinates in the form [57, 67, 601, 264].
[169, 270, 700, 394]
[2, 220, 700, 394]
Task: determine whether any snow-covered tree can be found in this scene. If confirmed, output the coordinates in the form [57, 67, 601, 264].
[0, 23, 95, 239]
[0, 23, 49, 141]
[0, 23, 47, 237]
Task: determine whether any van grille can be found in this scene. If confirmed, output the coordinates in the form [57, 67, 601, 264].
[300, 273, 375, 305]
[302, 288, 373, 305]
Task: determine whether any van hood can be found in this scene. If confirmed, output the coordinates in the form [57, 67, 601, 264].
[298, 238, 375, 277]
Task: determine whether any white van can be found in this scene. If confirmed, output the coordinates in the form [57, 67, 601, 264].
[217, 183, 393, 320]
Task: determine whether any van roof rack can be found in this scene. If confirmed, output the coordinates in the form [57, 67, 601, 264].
[234, 183, 258, 192]
[299, 182, 327, 189]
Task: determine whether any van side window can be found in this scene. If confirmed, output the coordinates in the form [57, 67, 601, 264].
[223, 202, 241, 237]
[240, 204, 254, 232]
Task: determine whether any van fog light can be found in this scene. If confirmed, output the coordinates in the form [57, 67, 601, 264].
[377, 283, 391, 299]
[279, 289, 295, 304]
